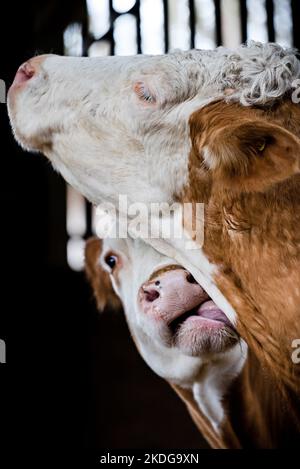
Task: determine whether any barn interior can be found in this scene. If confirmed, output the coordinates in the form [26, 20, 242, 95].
[0, 0, 299, 449]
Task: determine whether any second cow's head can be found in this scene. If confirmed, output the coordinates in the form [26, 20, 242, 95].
[85, 235, 244, 387]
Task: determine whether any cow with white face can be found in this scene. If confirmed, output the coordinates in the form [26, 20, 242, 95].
[7, 41, 300, 447]
[7, 41, 300, 321]
[85, 235, 246, 448]
[8, 42, 299, 206]
[86, 233, 300, 449]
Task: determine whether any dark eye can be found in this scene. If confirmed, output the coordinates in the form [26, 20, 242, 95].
[133, 81, 156, 105]
[104, 254, 118, 270]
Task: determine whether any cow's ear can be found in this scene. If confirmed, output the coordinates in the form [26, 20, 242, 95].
[191, 107, 300, 192]
[85, 237, 121, 312]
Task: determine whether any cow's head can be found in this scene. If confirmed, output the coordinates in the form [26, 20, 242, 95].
[85, 236, 245, 386]
[8, 42, 300, 206]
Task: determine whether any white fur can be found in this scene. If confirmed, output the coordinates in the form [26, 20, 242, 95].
[202, 146, 216, 170]
[8, 43, 299, 310]
[192, 341, 247, 431]
[8, 42, 294, 429]
[8, 42, 300, 208]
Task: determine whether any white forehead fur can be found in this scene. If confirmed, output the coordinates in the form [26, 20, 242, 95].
[8, 41, 300, 208]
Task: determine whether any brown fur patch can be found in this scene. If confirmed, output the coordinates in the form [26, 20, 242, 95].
[182, 99, 300, 443]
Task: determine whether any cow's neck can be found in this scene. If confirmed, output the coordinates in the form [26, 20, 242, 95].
[202, 177, 300, 429]
[176, 347, 300, 448]
[206, 179, 300, 358]
[191, 341, 247, 435]
[179, 172, 300, 445]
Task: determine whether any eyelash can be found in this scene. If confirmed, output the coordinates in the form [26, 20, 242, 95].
[134, 82, 156, 104]
[141, 91, 154, 103]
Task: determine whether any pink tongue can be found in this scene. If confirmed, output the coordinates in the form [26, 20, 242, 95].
[196, 300, 232, 326]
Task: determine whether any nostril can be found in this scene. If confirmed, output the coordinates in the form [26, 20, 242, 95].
[11, 62, 36, 88]
[20, 62, 36, 80]
[143, 288, 160, 302]
[186, 272, 197, 284]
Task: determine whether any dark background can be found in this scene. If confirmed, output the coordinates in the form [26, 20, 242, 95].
[0, 0, 206, 449]
[1, 0, 300, 450]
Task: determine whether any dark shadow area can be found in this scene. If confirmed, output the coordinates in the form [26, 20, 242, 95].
[0, 0, 207, 449]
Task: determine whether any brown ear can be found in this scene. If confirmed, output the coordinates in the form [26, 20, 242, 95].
[85, 237, 122, 312]
[190, 103, 300, 192]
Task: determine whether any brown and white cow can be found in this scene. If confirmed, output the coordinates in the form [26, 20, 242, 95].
[7, 41, 300, 446]
[84, 235, 244, 448]
[85, 234, 299, 448]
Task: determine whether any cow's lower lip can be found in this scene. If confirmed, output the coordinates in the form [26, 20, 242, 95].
[169, 300, 238, 355]
[169, 300, 236, 335]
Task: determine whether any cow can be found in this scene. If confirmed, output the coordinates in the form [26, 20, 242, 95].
[85, 233, 298, 448]
[7, 41, 300, 446]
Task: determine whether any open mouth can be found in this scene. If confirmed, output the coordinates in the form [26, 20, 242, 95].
[169, 298, 236, 336]
[140, 266, 239, 355]
[168, 294, 239, 356]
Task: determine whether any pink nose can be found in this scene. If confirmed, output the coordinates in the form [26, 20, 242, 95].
[141, 270, 198, 304]
[11, 55, 47, 89]
[142, 287, 160, 302]
[139, 267, 203, 319]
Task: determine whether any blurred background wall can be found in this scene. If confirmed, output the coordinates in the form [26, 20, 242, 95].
[0, 0, 299, 449]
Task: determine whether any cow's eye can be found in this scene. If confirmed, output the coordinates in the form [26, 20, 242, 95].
[142, 93, 154, 103]
[133, 81, 156, 105]
[104, 254, 118, 270]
